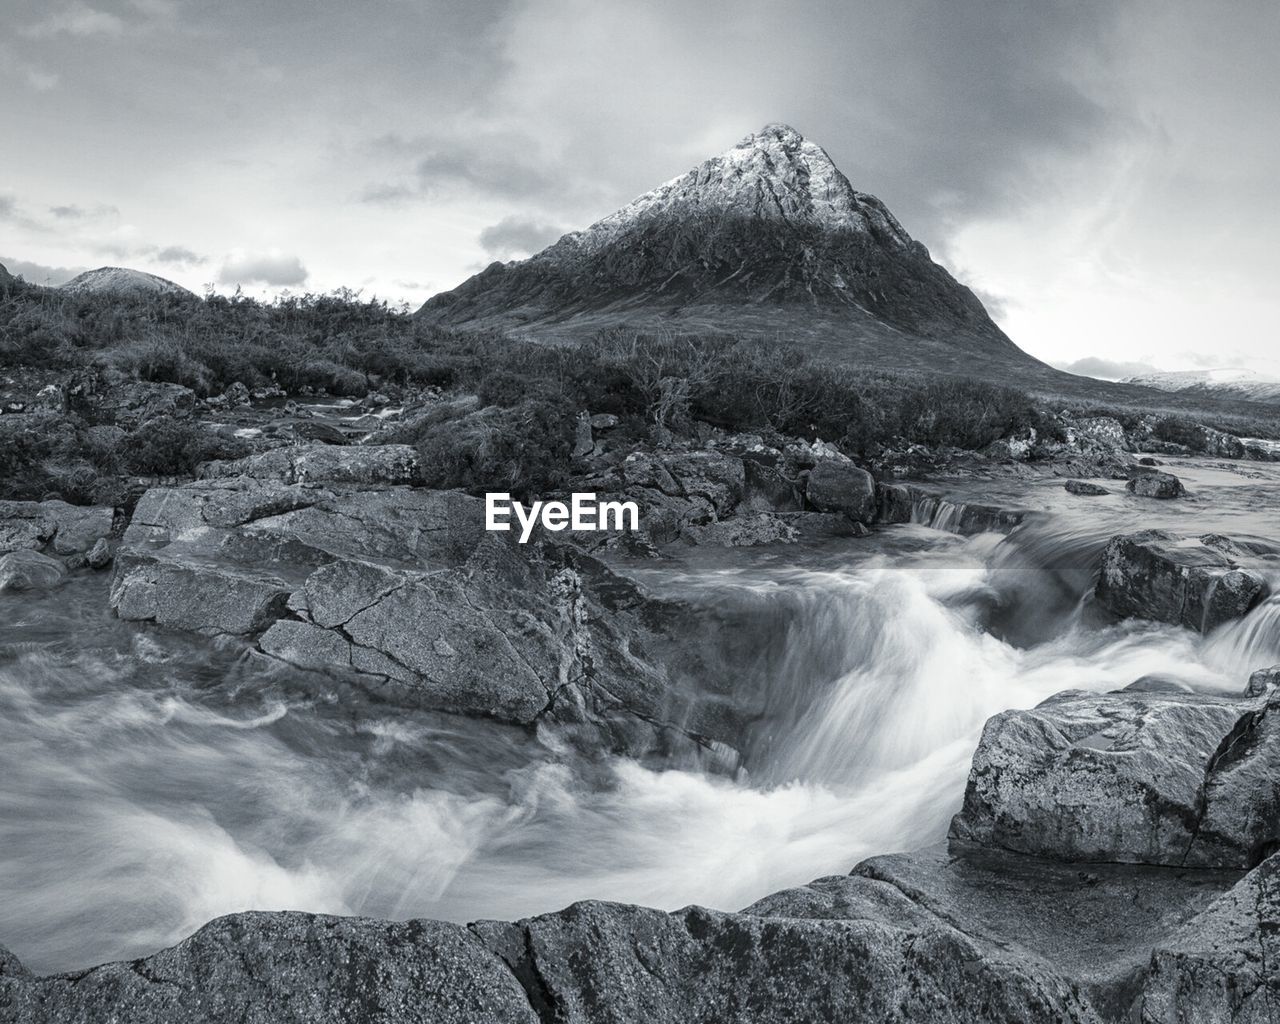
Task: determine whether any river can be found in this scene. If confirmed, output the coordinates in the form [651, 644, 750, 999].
[2, 456, 1279, 974]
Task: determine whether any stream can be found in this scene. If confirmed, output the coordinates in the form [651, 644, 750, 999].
[3, 456, 1279, 974]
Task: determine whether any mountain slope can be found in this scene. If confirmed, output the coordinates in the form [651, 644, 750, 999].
[59, 266, 195, 299]
[418, 124, 1041, 376]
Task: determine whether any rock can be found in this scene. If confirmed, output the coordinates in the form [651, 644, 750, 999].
[99, 379, 198, 427]
[1139, 852, 1280, 1022]
[875, 484, 1026, 534]
[680, 513, 797, 547]
[0, 911, 539, 1024]
[199, 444, 422, 486]
[804, 460, 875, 522]
[44, 502, 113, 554]
[218, 381, 251, 407]
[86, 538, 113, 570]
[572, 411, 594, 457]
[0, 501, 57, 554]
[1073, 416, 1129, 450]
[1245, 665, 1280, 697]
[288, 421, 349, 445]
[1127, 471, 1185, 498]
[589, 413, 619, 430]
[950, 687, 1280, 868]
[32, 383, 64, 412]
[110, 553, 291, 635]
[1197, 426, 1246, 459]
[1064, 479, 1108, 496]
[0, 549, 66, 591]
[110, 479, 750, 758]
[1138, 456, 1163, 466]
[1095, 530, 1268, 632]
[0, 882, 1101, 1024]
[621, 450, 746, 517]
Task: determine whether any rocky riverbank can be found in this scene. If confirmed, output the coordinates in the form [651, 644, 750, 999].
[5, 384, 1280, 1022]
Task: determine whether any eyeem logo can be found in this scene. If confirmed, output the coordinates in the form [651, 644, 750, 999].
[486, 492, 639, 544]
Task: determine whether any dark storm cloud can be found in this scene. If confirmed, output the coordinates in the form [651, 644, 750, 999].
[478, 216, 563, 259]
[408, 0, 1139, 251]
[219, 251, 308, 286]
[1056, 357, 1160, 381]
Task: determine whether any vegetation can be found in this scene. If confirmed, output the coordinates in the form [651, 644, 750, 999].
[2, 277, 1279, 503]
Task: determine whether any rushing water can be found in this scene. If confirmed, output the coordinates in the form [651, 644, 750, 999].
[3, 456, 1280, 974]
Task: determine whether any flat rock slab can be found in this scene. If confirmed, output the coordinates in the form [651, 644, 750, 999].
[199, 444, 422, 486]
[950, 687, 1280, 869]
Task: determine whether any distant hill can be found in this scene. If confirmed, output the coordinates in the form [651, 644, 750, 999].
[1121, 368, 1280, 406]
[59, 266, 195, 299]
[418, 124, 1050, 380]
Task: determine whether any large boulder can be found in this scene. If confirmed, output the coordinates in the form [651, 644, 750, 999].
[804, 460, 875, 522]
[1095, 530, 1269, 633]
[0, 549, 66, 592]
[1073, 416, 1129, 450]
[1126, 470, 1184, 498]
[1064, 479, 1108, 496]
[950, 687, 1280, 868]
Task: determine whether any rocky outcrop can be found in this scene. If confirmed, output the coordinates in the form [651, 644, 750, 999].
[0, 863, 1105, 1024]
[1095, 530, 1269, 633]
[107, 456, 767, 759]
[1127, 471, 1185, 499]
[950, 687, 1280, 869]
[8, 840, 1278, 1024]
[804, 460, 875, 522]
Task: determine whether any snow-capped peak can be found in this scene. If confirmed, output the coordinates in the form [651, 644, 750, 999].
[552, 124, 915, 258]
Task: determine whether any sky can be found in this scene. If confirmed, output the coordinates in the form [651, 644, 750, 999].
[1, 0, 1277, 378]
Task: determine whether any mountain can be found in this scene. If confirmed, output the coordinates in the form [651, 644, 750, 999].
[1121, 368, 1280, 406]
[59, 266, 195, 299]
[0, 261, 12, 286]
[418, 124, 1044, 378]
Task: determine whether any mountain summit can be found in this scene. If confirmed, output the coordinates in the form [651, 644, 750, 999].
[59, 267, 194, 299]
[418, 124, 1038, 375]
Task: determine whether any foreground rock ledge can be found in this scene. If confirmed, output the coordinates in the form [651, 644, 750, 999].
[5, 843, 1277, 1023]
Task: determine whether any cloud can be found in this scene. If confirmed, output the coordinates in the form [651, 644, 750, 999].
[22, 3, 125, 38]
[1055, 356, 1160, 381]
[219, 250, 308, 286]
[24, 68, 60, 92]
[360, 131, 572, 206]
[154, 245, 206, 266]
[478, 216, 563, 259]
[0, 256, 87, 286]
[49, 202, 119, 220]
